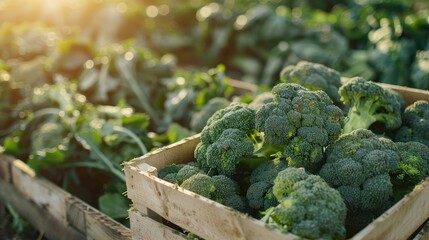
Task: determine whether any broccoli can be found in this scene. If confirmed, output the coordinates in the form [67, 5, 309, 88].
[395, 100, 429, 146]
[177, 170, 247, 211]
[262, 167, 347, 240]
[318, 129, 400, 234]
[194, 102, 276, 176]
[195, 83, 344, 176]
[255, 83, 344, 172]
[180, 173, 216, 199]
[246, 159, 288, 212]
[339, 77, 403, 134]
[190, 97, 231, 133]
[392, 141, 429, 198]
[280, 61, 342, 104]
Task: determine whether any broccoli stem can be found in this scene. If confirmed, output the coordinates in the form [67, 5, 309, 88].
[343, 104, 377, 134]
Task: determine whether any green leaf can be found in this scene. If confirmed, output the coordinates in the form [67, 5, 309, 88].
[28, 145, 67, 171]
[98, 193, 130, 219]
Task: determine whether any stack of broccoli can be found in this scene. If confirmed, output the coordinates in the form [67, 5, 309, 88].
[158, 62, 429, 239]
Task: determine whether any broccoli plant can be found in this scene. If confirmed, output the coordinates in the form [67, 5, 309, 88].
[395, 100, 429, 146]
[339, 77, 404, 134]
[318, 129, 400, 234]
[262, 167, 347, 240]
[280, 61, 343, 104]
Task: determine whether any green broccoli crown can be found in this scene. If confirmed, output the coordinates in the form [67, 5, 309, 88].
[190, 97, 231, 133]
[256, 83, 344, 172]
[280, 61, 342, 104]
[31, 122, 65, 151]
[246, 182, 277, 211]
[180, 173, 216, 199]
[393, 141, 429, 185]
[395, 100, 429, 146]
[200, 102, 256, 144]
[198, 128, 255, 176]
[211, 175, 247, 212]
[176, 165, 204, 185]
[319, 129, 399, 231]
[339, 77, 403, 134]
[268, 167, 347, 240]
[246, 159, 288, 211]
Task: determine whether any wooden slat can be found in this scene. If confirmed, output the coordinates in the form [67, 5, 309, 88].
[10, 158, 69, 226]
[0, 178, 85, 240]
[0, 154, 11, 182]
[0, 154, 132, 240]
[129, 208, 188, 240]
[413, 220, 429, 240]
[352, 178, 429, 240]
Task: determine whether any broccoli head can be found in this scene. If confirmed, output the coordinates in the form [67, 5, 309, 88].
[339, 77, 403, 134]
[264, 167, 347, 240]
[280, 61, 342, 104]
[190, 97, 231, 133]
[180, 173, 216, 199]
[246, 159, 288, 212]
[256, 83, 344, 172]
[176, 170, 246, 211]
[318, 129, 400, 233]
[392, 141, 429, 197]
[395, 100, 429, 146]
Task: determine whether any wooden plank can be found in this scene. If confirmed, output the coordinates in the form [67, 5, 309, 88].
[0, 179, 85, 240]
[0, 155, 132, 240]
[129, 208, 188, 240]
[0, 154, 12, 182]
[125, 162, 298, 240]
[413, 220, 429, 240]
[85, 208, 132, 240]
[377, 83, 429, 105]
[352, 178, 429, 240]
[10, 158, 69, 226]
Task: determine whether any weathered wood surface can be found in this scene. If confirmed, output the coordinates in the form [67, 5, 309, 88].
[0, 154, 131, 240]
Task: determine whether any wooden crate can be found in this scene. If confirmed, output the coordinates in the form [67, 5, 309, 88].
[0, 154, 131, 240]
[125, 84, 429, 240]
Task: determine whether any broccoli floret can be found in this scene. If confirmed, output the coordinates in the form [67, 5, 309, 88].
[177, 171, 246, 211]
[391, 141, 429, 198]
[280, 61, 342, 104]
[246, 159, 288, 211]
[339, 77, 403, 134]
[176, 165, 204, 185]
[180, 173, 216, 199]
[256, 83, 344, 172]
[200, 102, 256, 144]
[318, 129, 400, 234]
[197, 128, 256, 176]
[263, 167, 347, 240]
[395, 100, 429, 146]
[190, 97, 231, 133]
[195, 103, 276, 176]
[212, 175, 247, 212]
